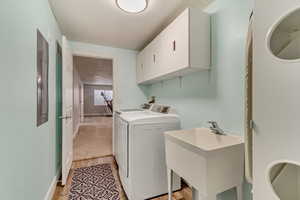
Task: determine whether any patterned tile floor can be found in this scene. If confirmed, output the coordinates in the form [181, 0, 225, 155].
[52, 156, 192, 200]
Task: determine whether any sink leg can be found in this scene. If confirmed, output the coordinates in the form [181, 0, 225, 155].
[192, 187, 200, 200]
[192, 188, 217, 200]
[167, 168, 173, 200]
[237, 185, 243, 200]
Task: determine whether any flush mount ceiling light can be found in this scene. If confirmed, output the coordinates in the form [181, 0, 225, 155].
[116, 0, 148, 14]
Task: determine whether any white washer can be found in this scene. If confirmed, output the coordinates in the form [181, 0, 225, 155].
[114, 106, 181, 200]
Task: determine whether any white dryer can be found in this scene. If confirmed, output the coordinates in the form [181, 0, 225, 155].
[114, 105, 181, 200]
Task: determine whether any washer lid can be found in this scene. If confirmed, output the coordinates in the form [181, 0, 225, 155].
[119, 111, 180, 124]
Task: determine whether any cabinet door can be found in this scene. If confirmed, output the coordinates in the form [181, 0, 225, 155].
[165, 9, 189, 72]
[141, 35, 163, 81]
[159, 26, 173, 74]
[150, 35, 163, 78]
[136, 51, 144, 83]
[143, 43, 155, 81]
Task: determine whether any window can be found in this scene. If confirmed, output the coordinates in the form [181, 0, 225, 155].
[94, 90, 113, 106]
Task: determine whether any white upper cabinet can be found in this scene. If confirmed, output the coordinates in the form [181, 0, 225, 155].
[136, 8, 210, 84]
[136, 49, 144, 83]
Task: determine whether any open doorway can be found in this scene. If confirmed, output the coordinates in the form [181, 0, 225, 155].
[72, 56, 113, 161]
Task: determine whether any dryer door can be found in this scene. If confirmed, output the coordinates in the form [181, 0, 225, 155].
[114, 115, 120, 165]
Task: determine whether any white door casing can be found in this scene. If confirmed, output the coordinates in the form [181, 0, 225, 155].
[62, 36, 74, 185]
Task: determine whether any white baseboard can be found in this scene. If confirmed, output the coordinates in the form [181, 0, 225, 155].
[44, 172, 60, 200]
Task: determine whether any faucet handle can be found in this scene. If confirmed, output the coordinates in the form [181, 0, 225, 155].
[208, 121, 217, 128]
[207, 121, 225, 135]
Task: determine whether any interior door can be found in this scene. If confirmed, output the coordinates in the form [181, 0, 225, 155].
[253, 2, 300, 199]
[61, 36, 74, 185]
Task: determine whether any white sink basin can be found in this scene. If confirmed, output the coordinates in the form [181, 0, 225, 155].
[165, 128, 243, 152]
[164, 128, 244, 200]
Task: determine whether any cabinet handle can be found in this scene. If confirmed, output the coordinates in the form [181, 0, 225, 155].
[153, 54, 156, 63]
[173, 40, 176, 51]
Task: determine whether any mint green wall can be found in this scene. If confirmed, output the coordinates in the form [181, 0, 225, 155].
[147, 0, 253, 199]
[0, 0, 62, 199]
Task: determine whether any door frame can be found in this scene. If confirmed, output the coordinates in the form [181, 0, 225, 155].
[61, 36, 74, 185]
[72, 51, 116, 154]
[72, 53, 115, 112]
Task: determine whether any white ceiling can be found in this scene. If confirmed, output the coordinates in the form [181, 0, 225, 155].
[49, 0, 211, 50]
[74, 56, 113, 85]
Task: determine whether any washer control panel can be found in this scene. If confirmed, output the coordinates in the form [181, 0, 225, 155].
[151, 104, 171, 114]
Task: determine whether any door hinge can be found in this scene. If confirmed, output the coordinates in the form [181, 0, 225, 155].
[249, 120, 255, 129]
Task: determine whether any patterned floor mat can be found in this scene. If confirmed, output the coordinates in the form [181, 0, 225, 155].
[69, 163, 120, 200]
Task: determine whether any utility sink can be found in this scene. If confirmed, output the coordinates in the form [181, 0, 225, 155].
[165, 128, 244, 200]
[165, 128, 244, 152]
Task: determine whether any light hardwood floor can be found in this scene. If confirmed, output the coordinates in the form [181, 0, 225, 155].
[73, 117, 113, 161]
[82, 116, 113, 124]
[52, 156, 192, 200]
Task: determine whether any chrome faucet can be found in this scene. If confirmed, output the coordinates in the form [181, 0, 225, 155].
[208, 121, 225, 135]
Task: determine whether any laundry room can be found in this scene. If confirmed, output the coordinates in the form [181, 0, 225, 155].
[3, 0, 300, 200]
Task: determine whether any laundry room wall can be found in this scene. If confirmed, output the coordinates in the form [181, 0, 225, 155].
[146, 0, 253, 199]
[0, 0, 62, 199]
[71, 41, 148, 111]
